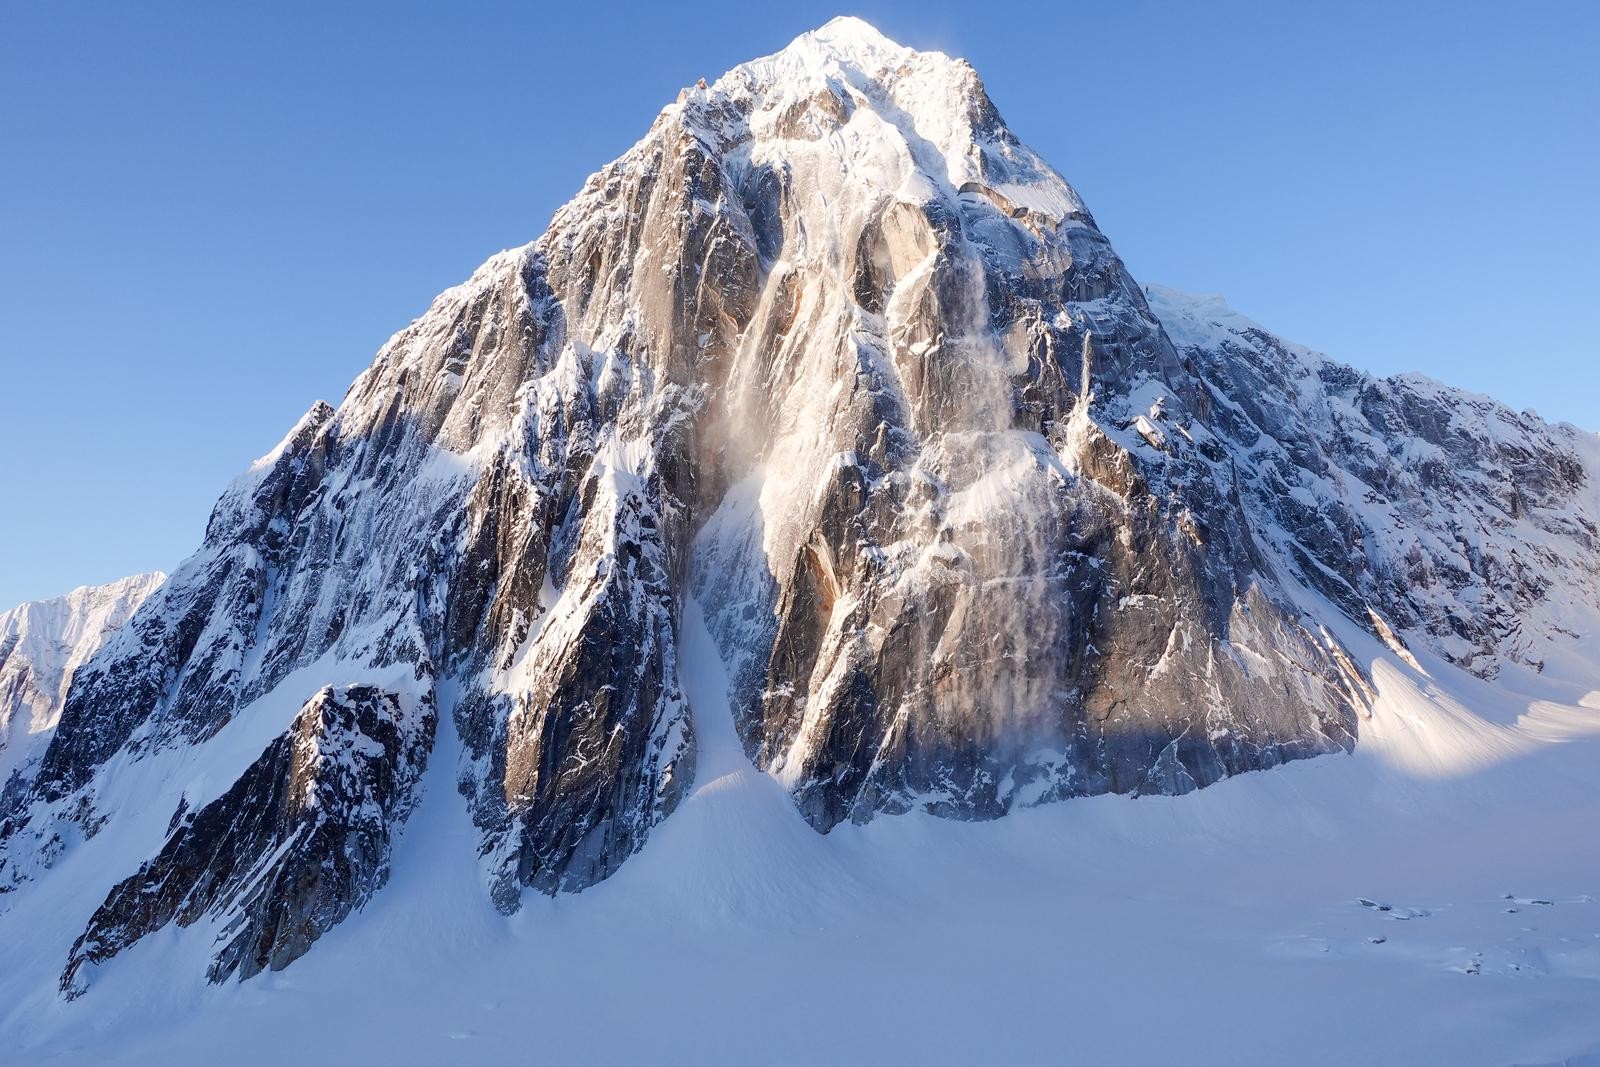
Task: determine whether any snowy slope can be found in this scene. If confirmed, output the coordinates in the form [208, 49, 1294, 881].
[0, 574, 164, 796]
[1148, 283, 1600, 685]
[4, 596, 1600, 1064]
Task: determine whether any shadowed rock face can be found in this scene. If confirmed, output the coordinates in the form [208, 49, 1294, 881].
[61, 685, 432, 993]
[2, 17, 1596, 994]
[1149, 284, 1600, 682]
[0, 573, 164, 815]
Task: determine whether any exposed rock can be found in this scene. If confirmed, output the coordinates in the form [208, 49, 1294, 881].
[0, 573, 164, 825]
[61, 684, 432, 994]
[683, 19, 1360, 828]
[1149, 284, 1600, 681]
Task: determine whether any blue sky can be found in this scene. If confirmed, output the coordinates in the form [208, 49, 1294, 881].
[2, 1, 1596, 607]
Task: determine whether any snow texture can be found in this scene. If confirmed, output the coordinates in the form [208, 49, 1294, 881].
[4, 594, 1600, 1064]
[0, 574, 164, 806]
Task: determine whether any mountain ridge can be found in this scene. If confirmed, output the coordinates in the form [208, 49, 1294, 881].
[0, 573, 166, 803]
[0, 18, 1595, 1008]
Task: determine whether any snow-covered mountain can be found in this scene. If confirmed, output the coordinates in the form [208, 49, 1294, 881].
[1, 17, 1597, 1040]
[1149, 285, 1600, 684]
[0, 574, 164, 802]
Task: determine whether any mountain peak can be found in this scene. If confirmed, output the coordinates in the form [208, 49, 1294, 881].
[813, 15, 891, 40]
[782, 16, 916, 71]
[666, 17, 1089, 233]
[808, 16, 901, 50]
[719, 15, 972, 109]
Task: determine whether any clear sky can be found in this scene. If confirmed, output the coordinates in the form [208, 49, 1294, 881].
[2, 1, 1596, 607]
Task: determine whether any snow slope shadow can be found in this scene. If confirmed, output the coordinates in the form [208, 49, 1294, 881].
[573, 597, 872, 927]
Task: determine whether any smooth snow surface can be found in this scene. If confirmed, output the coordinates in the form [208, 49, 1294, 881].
[5, 598, 1600, 1065]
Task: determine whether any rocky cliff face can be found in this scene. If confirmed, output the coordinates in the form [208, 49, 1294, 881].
[1, 18, 1596, 997]
[1148, 286, 1600, 682]
[0, 573, 164, 807]
[61, 684, 432, 993]
[677, 24, 1362, 826]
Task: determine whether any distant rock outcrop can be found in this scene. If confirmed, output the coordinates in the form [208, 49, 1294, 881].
[0, 572, 164, 808]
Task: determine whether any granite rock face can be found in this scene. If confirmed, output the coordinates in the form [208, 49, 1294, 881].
[1, 18, 1595, 996]
[679, 20, 1361, 827]
[61, 684, 432, 993]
